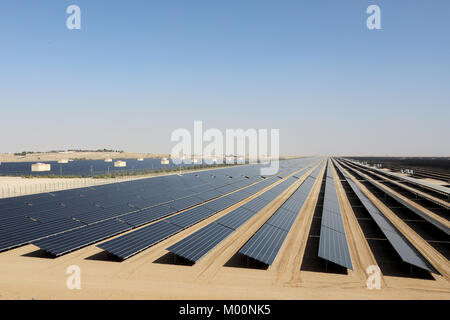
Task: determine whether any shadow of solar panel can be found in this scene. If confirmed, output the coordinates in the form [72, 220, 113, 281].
[32, 219, 132, 256]
[0, 217, 85, 252]
[120, 205, 176, 227]
[205, 196, 235, 212]
[239, 224, 288, 265]
[216, 207, 255, 230]
[318, 226, 353, 269]
[167, 223, 234, 262]
[166, 205, 216, 228]
[169, 196, 203, 211]
[98, 220, 183, 260]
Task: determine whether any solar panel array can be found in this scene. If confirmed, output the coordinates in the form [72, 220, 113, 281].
[345, 159, 450, 196]
[333, 160, 436, 272]
[239, 164, 323, 265]
[317, 160, 353, 270]
[166, 164, 316, 262]
[1, 161, 297, 253]
[341, 160, 450, 235]
[98, 159, 318, 259]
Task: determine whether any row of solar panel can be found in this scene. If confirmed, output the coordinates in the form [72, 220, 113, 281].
[165, 164, 316, 262]
[34, 159, 318, 256]
[0, 164, 279, 252]
[0, 162, 277, 211]
[28, 175, 277, 256]
[333, 159, 437, 273]
[344, 159, 450, 197]
[339, 159, 449, 235]
[317, 160, 353, 270]
[96, 170, 302, 259]
[239, 164, 324, 265]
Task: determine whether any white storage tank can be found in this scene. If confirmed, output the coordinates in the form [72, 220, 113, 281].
[114, 160, 126, 167]
[31, 163, 51, 172]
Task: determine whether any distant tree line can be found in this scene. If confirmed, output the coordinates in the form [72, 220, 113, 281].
[14, 149, 124, 156]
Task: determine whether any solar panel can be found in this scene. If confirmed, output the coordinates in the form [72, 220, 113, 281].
[97, 220, 183, 260]
[205, 196, 235, 212]
[266, 208, 297, 232]
[32, 219, 132, 256]
[168, 196, 204, 211]
[119, 205, 176, 227]
[334, 160, 436, 272]
[317, 160, 353, 270]
[227, 190, 253, 202]
[166, 205, 216, 228]
[318, 225, 353, 269]
[72, 203, 137, 224]
[166, 164, 313, 263]
[215, 207, 255, 230]
[196, 189, 223, 201]
[0, 217, 85, 252]
[242, 197, 270, 213]
[239, 224, 288, 265]
[237, 163, 322, 265]
[347, 164, 450, 235]
[166, 223, 234, 262]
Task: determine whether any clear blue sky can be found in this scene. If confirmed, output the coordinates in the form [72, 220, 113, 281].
[1, 1, 449, 156]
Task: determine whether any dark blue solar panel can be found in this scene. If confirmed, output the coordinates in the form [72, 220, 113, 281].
[334, 160, 436, 272]
[166, 205, 216, 228]
[318, 160, 353, 270]
[239, 224, 288, 265]
[196, 189, 223, 201]
[0, 217, 85, 252]
[167, 223, 234, 262]
[266, 208, 297, 232]
[98, 220, 183, 260]
[215, 207, 255, 230]
[73, 203, 137, 224]
[32, 219, 132, 256]
[168, 196, 203, 211]
[242, 197, 270, 213]
[205, 196, 235, 212]
[120, 205, 176, 227]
